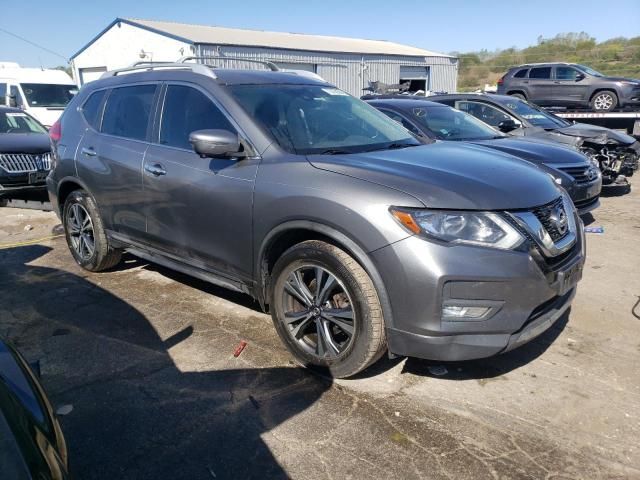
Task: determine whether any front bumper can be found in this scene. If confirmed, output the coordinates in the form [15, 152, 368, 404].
[566, 178, 601, 215]
[0, 172, 48, 197]
[372, 215, 585, 361]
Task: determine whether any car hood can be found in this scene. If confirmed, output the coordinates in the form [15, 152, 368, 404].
[468, 137, 589, 166]
[513, 123, 638, 149]
[307, 142, 560, 210]
[0, 133, 50, 154]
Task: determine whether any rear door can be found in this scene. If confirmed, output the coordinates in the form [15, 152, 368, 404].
[552, 66, 589, 105]
[142, 83, 259, 282]
[76, 83, 158, 241]
[526, 67, 553, 104]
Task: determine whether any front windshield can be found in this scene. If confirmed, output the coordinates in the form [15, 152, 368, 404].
[503, 98, 570, 129]
[410, 105, 504, 140]
[576, 65, 604, 77]
[21, 83, 78, 108]
[0, 111, 47, 134]
[228, 84, 420, 154]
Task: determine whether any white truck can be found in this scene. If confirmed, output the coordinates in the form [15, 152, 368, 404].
[0, 62, 77, 128]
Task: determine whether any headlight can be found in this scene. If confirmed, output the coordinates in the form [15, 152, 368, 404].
[390, 208, 524, 250]
[618, 81, 640, 87]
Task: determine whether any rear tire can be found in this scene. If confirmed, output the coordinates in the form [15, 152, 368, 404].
[509, 92, 526, 100]
[590, 91, 617, 112]
[0, 198, 7, 208]
[62, 190, 121, 272]
[270, 240, 386, 378]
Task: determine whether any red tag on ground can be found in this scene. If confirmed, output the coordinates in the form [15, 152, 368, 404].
[233, 340, 248, 357]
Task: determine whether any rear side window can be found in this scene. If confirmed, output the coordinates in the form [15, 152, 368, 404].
[101, 85, 156, 141]
[529, 67, 551, 79]
[513, 69, 529, 78]
[81, 90, 106, 130]
[159, 85, 234, 150]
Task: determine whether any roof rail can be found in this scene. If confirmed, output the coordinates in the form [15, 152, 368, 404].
[178, 56, 280, 72]
[100, 62, 217, 80]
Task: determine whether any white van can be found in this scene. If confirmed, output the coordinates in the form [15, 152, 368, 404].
[0, 62, 78, 128]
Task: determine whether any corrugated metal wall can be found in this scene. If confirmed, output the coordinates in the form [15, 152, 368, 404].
[196, 44, 457, 96]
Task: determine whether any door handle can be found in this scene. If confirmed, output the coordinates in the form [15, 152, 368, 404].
[81, 147, 96, 157]
[144, 163, 167, 176]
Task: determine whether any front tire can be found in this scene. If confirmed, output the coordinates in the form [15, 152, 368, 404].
[62, 190, 121, 272]
[270, 240, 386, 378]
[591, 91, 618, 112]
[0, 198, 7, 208]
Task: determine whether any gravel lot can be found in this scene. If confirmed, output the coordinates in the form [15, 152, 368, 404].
[0, 187, 639, 480]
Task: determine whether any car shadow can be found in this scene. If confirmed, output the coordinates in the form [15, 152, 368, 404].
[353, 310, 570, 381]
[0, 245, 331, 480]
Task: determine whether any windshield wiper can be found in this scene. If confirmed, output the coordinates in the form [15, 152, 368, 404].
[319, 149, 353, 155]
[367, 142, 419, 152]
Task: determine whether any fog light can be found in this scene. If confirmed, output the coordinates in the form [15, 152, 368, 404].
[442, 305, 491, 320]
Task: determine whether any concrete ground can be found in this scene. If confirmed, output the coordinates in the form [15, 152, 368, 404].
[0, 188, 639, 480]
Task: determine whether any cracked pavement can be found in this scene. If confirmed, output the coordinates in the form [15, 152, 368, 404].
[0, 187, 639, 479]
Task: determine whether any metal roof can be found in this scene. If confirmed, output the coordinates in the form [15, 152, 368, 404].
[119, 18, 453, 58]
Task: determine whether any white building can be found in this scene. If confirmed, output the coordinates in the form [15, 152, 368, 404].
[70, 18, 458, 96]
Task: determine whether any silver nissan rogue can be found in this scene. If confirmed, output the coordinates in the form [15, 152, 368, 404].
[47, 60, 585, 377]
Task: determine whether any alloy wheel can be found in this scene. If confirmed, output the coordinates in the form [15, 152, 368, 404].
[280, 265, 356, 359]
[67, 203, 95, 260]
[594, 94, 614, 110]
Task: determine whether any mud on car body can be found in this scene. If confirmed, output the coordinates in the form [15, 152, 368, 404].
[427, 93, 640, 186]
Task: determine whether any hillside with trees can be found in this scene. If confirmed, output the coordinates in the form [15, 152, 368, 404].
[453, 32, 640, 92]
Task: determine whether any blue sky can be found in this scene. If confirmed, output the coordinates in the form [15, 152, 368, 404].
[2, 0, 639, 67]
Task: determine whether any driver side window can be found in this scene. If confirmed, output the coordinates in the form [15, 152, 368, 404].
[455, 101, 514, 128]
[379, 109, 422, 136]
[160, 85, 235, 150]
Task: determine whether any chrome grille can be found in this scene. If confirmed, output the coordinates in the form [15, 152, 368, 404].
[0, 153, 51, 173]
[557, 166, 591, 184]
[532, 197, 569, 243]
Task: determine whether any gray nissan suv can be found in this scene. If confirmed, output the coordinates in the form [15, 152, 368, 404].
[47, 61, 585, 377]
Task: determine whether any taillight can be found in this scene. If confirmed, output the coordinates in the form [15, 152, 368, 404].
[49, 120, 61, 142]
[497, 75, 505, 86]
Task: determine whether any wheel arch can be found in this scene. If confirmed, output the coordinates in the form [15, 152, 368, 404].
[56, 176, 94, 216]
[589, 88, 619, 102]
[256, 220, 394, 330]
[506, 90, 527, 98]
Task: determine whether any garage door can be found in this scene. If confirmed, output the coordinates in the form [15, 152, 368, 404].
[79, 67, 107, 85]
[399, 66, 429, 80]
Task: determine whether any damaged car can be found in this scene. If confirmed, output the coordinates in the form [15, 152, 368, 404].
[426, 93, 640, 187]
[366, 97, 602, 215]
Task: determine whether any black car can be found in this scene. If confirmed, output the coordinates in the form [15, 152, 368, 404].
[0, 107, 52, 206]
[0, 338, 69, 479]
[366, 98, 601, 215]
[423, 93, 640, 186]
[496, 62, 640, 112]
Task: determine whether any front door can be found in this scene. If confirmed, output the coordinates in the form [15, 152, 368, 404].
[552, 66, 589, 105]
[142, 83, 259, 282]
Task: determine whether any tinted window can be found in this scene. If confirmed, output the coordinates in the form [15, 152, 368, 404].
[379, 109, 422, 136]
[229, 85, 419, 155]
[0, 83, 6, 102]
[81, 90, 106, 130]
[556, 67, 579, 80]
[502, 98, 570, 128]
[514, 69, 529, 78]
[529, 67, 551, 79]
[160, 86, 234, 150]
[409, 105, 504, 140]
[21, 83, 77, 107]
[455, 101, 513, 128]
[102, 85, 156, 141]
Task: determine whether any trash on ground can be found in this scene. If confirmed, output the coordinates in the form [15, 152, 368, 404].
[24, 224, 33, 231]
[233, 340, 248, 357]
[56, 404, 73, 416]
[584, 226, 604, 234]
[427, 365, 448, 376]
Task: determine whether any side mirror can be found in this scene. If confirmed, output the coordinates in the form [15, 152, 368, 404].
[8, 95, 17, 108]
[575, 73, 585, 82]
[189, 129, 243, 158]
[497, 119, 519, 133]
